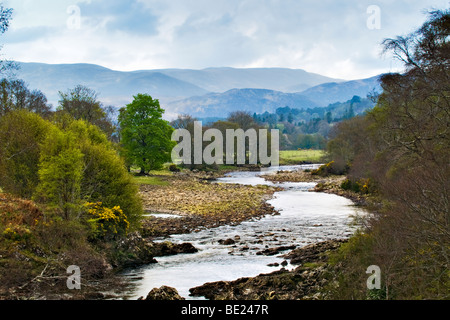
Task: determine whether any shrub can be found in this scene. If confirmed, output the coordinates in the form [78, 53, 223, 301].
[2, 224, 32, 242]
[84, 202, 130, 240]
[327, 232, 378, 299]
[1, 112, 143, 231]
[35, 119, 143, 228]
[341, 178, 373, 194]
[73, 120, 142, 229]
[34, 126, 84, 220]
[0, 193, 44, 226]
[169, 164, 181, 172]
[0, 111, 51, 198]
[311, 161, 347, 176]
[340, 179, 353, 191]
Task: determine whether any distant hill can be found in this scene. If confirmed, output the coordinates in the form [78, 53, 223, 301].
[298, 76, 382, 106]
[153, 67, 341, 93]
[14, 62, 209, 108]
[166, 76, 383, 118]
[167, 88, 321, 118]
[14, 62, 340, 105]
[12, 62, 382, 119]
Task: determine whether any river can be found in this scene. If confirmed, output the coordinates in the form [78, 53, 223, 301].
[119, 165, 365, 300]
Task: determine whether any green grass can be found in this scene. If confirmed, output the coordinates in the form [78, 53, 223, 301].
[129, 164, 175, 177]
[279, 150, 326, 165]
[148, 169, 173, 176]
[303, 262, 325, 269]
[132, 176, 170, 186]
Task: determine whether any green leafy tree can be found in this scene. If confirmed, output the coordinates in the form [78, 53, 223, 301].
[0, 109, 142, 232]
[32, 118, 143, 226]
[35, 126, 84, 220]
[69, 120, 143, 228]
[118, 94, 175, 174]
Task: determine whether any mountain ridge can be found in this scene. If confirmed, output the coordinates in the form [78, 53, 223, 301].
[11, 61, 382, 119]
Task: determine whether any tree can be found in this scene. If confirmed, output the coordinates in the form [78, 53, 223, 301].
[211, 120, 240, 166]
[32, 117, 143, 227]
[0, 79, 51, 117]
[67, 120, 143, 228]
[287, 113, 294, 123]
[343, 104, 355, 119]
[35, 126, 84, 220]
[327, 9, 450, 299]
[0, 110, 51, 198]
[170, 114, 201, 169]
[57, 85, 117, 140]
[170, 114, 198, 130]
[119, 94, 175, 174]
[0, 4, 15, 76]
[326, 111, 333, 123]
[227, 111, 259, 131]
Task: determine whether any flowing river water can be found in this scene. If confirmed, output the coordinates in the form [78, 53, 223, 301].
[119, 165, 366, 300]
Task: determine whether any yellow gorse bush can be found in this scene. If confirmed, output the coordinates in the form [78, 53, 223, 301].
[2, 224, 32, 242]
[84, 202, 129, 239]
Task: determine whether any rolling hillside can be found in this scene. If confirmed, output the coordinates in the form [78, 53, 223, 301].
[12, 62, 382, 119]
[166, 88, 321, 118]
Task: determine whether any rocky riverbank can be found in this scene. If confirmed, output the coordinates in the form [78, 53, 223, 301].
[262, 168, 346, 185]
[313, 181, 368, 206]
[16, 166, 358, 301]
[139, 171, 281, 239]
[133, 167, 362, 301]
[262, 168, 367, 206]
[189, 239, 347, 300]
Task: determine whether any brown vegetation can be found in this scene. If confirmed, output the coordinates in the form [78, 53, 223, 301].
[325, 10, 450, 300]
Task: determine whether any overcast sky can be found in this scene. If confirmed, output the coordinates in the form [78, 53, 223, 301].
[1, 0, 449, 80]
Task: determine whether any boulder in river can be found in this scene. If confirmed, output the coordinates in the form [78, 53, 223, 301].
[189, 240, 348, 300]
[218, 238, 236, 245]
[283, 240, 346, 265]
[141, 286, 185, 300]
[256, 245, 296, 256]
[153, 242, 199, 256]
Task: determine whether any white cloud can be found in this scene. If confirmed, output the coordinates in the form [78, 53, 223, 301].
[1, 0, 449, 79]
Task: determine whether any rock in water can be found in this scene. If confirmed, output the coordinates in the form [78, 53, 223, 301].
[218, 238, 236, 245]
[143, 286, 185, 300]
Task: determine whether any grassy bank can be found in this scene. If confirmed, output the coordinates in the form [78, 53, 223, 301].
[279, 150, 326, 165]
[132, 175, 170, 186]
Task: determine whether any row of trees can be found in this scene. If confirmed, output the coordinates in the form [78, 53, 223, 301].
[326, 9, 449, 299]
[250, 96, 375, 150]
[170, 110, 276, 169]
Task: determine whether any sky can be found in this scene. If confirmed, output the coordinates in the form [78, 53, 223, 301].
[1, 0, 449, 80]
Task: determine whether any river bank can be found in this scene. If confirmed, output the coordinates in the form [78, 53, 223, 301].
[262, 168, 367, 206]
[189, 239, 347, 300]
[182, 169, 362, 301]
[121, 165, 364, 301]
[0, 165, 362, 300]
[139, 169, 282, 238]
